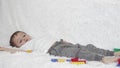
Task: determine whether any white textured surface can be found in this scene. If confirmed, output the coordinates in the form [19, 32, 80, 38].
[0, 52, 117, 68]
[0, 0, 120, 68]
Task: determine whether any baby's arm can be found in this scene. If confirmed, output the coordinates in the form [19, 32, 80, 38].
[0, 47, 25, 53]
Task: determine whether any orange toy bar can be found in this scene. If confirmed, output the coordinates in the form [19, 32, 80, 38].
[25, 50, 33, 53]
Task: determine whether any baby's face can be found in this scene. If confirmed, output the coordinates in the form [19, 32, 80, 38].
[12, 32, 31, 48]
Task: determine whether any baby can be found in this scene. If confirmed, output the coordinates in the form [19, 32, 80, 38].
[0, 31, 120, 64]
[0, 31, 31, 53]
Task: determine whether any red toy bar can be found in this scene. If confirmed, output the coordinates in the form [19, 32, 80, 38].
[71, 58, 86, 64]
[71, 58, 79, 62]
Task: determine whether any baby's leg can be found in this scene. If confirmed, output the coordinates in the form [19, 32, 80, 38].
[86, 44, 114, 56]
[77, 50, 104, 61]
[102, 56, 119, 64]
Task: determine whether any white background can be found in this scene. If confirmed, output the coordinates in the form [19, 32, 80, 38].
[0, 0, 120, 68]
[1, 0, 120, 49]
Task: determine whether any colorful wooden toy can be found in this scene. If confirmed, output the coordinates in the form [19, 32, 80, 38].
[51, 58, 86, 65]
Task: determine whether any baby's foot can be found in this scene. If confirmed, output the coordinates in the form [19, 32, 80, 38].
[102, 56, 118, 64]
[114, 52, 120, 56]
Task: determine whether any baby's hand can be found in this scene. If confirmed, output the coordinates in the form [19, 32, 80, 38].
[0, 47, 5, 51]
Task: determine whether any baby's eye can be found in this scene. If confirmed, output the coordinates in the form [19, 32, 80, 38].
[23, 35, 25, 37]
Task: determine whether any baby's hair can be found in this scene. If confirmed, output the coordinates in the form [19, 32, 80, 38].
[9, 31, 24, 47]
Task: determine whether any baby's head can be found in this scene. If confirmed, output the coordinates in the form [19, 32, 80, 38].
[10, 31, 31, 48]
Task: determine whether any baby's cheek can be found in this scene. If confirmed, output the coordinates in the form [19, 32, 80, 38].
[22, 41, 27, 46]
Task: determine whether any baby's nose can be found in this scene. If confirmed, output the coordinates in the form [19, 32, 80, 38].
[26, 39, 28, 42]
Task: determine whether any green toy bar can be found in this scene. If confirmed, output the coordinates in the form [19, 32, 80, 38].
[114, 48, 120, 52]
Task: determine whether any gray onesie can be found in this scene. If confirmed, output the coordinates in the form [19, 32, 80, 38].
[47, 39, 114, 61]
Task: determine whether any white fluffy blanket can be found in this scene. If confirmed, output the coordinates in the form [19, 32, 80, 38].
[0, 51, 118, 68]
